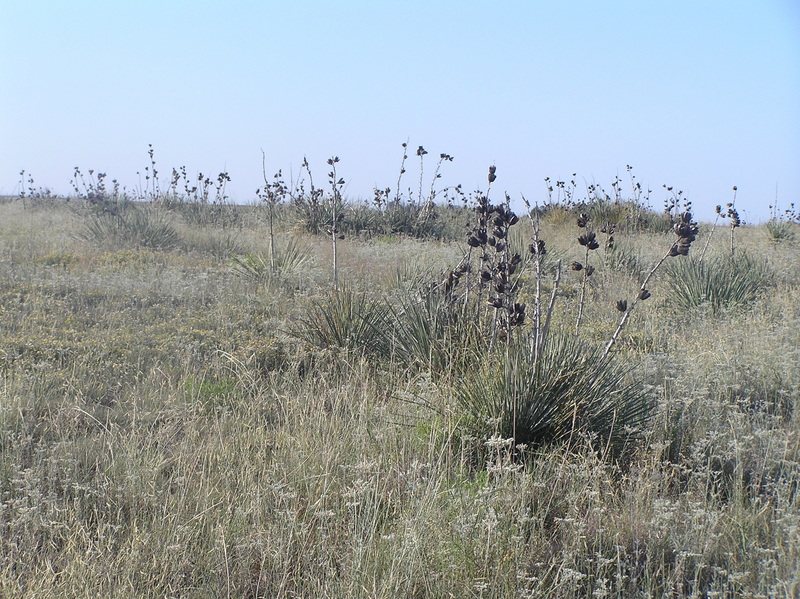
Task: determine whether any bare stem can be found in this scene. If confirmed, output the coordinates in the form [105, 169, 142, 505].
[260, 150, 276, 272]
[395, 140, 408, 205]
[521, 195, 543, 359]
[575, 246, 590, 336]
[539, 261, 561, 359]
[699, 215, 718, 262]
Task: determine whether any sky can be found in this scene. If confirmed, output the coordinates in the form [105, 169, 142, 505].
[2, 0, 799, 222]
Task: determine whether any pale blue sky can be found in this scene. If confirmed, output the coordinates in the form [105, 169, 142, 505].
[2, 1, 798, 221]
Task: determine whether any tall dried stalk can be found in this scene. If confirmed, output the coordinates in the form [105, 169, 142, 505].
[326, 156, 345, 290]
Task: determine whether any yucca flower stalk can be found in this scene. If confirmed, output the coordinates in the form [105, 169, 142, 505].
[601, 210, 698, 362]
[521, 194, 560, 364]
[326, 156, 346, 290]
[573, 212, 599, 336]
[256, 150, 289, 273]
[721, 187, 741, 255]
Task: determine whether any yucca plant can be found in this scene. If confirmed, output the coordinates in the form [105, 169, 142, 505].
[665, 251, 773, 313]
[230, 238, 310, 284]
[765, 219, 796, 243]
[292, 287, 389, 355]
[389, 287, 484, 374]
[79, 205, 180, 250]
[381, 202, 448, 239]
[604, 241, 645, 278]
[456, 333, 651, 460]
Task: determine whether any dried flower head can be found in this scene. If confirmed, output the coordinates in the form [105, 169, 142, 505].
[578, 231, 600, 250]
[529, 240, 546, 255]
[669, 211, 699, 256]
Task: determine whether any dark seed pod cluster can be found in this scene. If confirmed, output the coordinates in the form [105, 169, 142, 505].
[669, 211, 699, 257]
[529, 240, 546, 256]
[568, 261, 595, 278]
[463, 185, 526, 342]
[578, 231, 600, 250]
[719, 201, 741, 228]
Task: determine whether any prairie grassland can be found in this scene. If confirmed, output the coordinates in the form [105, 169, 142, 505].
[0, 196, 798, 598]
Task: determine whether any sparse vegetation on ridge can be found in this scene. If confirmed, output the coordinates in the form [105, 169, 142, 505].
[1, 151, 798, 597]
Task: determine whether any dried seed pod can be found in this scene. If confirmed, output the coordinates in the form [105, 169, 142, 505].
[577, 213, 589, 228]
[529, 240, 546, 255]
[585, 265, 595, 277]
[488, 165, 497, 183]
[674, 222, 696, 240]
[492, 227, 506, 239]
[480, 270, 492, 281]
[570, 261, 584, 271]
[467, 236, 481, 247]
[638, 289, 651, 300]
[495, 242, 506, 252]
[676, 238, 692, 255]
[600, 221, 614, 234]
[507, 213, 519, 226]
[616, 299, 628, 312]
[578, 232, 600, 250]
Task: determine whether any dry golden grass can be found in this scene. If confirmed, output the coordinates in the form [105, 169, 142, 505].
[0, 197, 797, 598]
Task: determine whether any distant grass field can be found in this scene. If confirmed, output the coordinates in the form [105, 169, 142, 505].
[0, 193, 798, 598]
